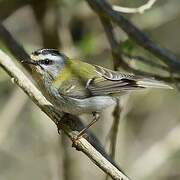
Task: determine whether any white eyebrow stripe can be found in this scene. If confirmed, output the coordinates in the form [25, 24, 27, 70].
[31, 54, 63, 62]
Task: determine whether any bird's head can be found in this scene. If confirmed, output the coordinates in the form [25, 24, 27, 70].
[24, 49, 68, 80]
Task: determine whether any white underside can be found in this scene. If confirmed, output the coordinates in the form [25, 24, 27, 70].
[49, 87, 117, 115]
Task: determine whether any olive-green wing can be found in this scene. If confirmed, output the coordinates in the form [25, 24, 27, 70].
[88, 65, 171, 96]
[55, 64, 171, 99]
[55, 64, 137, 98]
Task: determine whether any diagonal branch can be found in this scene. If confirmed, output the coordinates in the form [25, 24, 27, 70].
[0, 49, 130, 180]
[0, 22, 125, 166]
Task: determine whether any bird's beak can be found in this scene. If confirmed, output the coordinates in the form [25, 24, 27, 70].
[21, 60, 39, 66]
[21, 59, 45, 71]
[21, 53, 41, 65]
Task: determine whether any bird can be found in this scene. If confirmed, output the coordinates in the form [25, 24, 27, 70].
[23, 48, 172, 138]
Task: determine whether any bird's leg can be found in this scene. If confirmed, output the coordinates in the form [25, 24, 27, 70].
[76, 112, 100, 139]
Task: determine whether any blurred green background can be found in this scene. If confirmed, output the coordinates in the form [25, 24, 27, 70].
[0, 0, 180, 180]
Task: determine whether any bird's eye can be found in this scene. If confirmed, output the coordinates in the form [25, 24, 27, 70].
[41, 59, 53, 65]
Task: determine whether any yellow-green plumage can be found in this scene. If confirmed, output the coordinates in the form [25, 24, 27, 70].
[52, 59, 98, 98]
[53, 59, 97, 86]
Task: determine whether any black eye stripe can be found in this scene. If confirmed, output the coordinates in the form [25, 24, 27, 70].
[40, 59, 53, 65]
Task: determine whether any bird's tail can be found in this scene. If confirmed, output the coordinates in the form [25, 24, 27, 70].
[136, 78, 173, 89]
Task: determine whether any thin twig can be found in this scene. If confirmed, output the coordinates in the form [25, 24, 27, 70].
[100, 16, 122, 70]
[122, 53, 169, 72]
[109, 101, 121, 159]
[113, 0, 157, 14]
[100, 16, 122, 160]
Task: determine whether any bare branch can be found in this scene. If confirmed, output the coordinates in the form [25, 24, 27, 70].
[0, 50, 130, 180]
[99, 16, 124, 70]
[113, 0, 157, 14]
[0, 23, 130, 179]
[109, 101, 121, 159]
